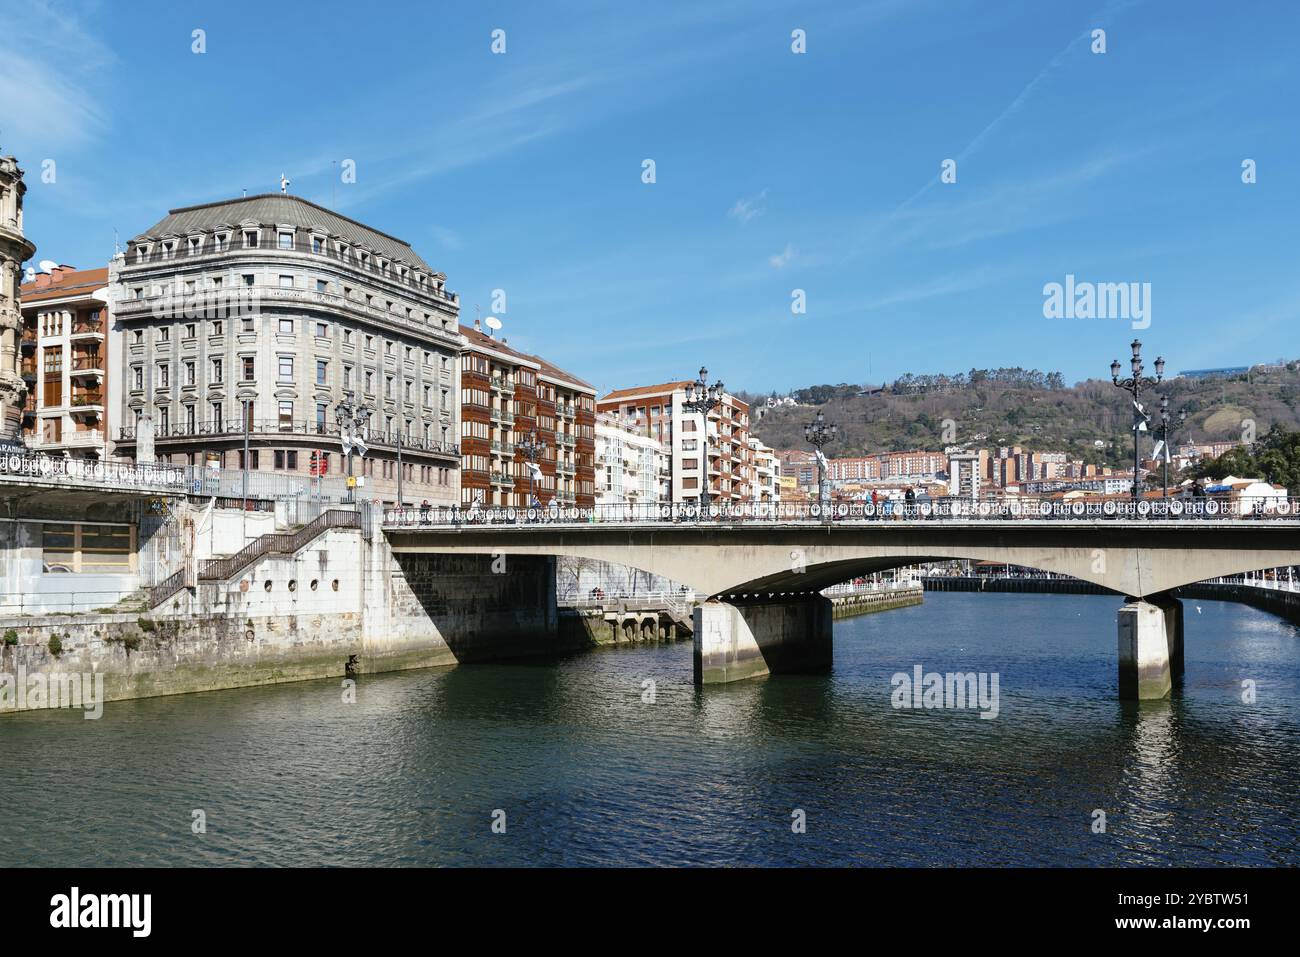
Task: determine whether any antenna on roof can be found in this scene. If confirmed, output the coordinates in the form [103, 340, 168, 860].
[113, 227, 119, 256]
[280, 173, 291, 194]
[485, 316, 502, 336]
[242, 188, 247, 198]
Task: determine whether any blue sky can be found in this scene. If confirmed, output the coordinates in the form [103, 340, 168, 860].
[3, 0, 1298, 398]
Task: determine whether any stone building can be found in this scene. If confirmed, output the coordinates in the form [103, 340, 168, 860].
[108, 193, 462, 506]
[0, 153, 37, 444]
[19, 266, 112, 458]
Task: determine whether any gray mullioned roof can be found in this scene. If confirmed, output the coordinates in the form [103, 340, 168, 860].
[131, 194, 433, 272]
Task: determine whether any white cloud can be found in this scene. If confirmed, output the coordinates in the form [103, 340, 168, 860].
[768, 243, 796, 269]
[728, 188, 768, 224]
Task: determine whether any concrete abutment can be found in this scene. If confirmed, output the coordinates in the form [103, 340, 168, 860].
[693, 595, 833, 685]
[1117, 594, 1184, 700]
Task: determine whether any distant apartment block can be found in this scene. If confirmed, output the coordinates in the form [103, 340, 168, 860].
[597, 380, 754, 504]
[18, 266, 112, 458]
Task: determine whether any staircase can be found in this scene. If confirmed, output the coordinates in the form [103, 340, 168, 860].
[148, 509, 361, 608]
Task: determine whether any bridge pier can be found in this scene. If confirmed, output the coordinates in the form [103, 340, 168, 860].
[694, 595, 832, 685]
[1117, 595, 1184, 700]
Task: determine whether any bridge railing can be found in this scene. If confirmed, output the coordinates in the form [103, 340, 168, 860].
[383, 496, 1300, 528]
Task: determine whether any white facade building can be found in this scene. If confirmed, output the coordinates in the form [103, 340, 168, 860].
[595, 411, 669, 505]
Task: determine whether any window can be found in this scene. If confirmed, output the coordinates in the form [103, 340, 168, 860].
[343, 329, 352, 345]
[158, 327, 170, 343]
[241, 316, 254, 332]
[212, 400, 222, 426]
[278, 232, 293, 250]
[278, 401, 293, 430]
[242, 356, 256, 381]
[364, 371, 374, 393]
[211, 319, 223, 336]
[279, 275, 294, 289]
[132, 366, 143, 390]
[273, 450, 298, 470]
[133, 329, 143, 344]
[311, 236, 324, 254]
[184, 323, 196, 339]
[316, 360, 328, 385]
[316, 279, 327, 293]
[238, 450, 260, 469]
[343, 365, 352, 389]
[159, 406, 169, 431]
[185, 405, 196, 431]
[278, 356, 294, 382]
[365, 335, 374, 351]
[423, 385, 431, 406]
[316, 403, 328, 433]
[244, 230, 259, 248]
[188, 236, 201, 255]
[184, 361, 195, 386]
[385, 376, 393, 399]
[242, 274, 255, 287]
[214, 233, 228, 252]
[157, 363, 170, 388]
[211, 358, 223, 383]
[42, 522, 132, 574]
[278, 317, 294, 334]
[315, 321, 328, 338]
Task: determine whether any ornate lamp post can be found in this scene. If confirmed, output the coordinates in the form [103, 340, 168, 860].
[804, 409, 837, 509]
[517, 428, 545, 510]
[682, 366, 724, 511]
[1157, 395, 1186, 499]
[1110, 339, 1164, 503]
[334, 392, 372, 504]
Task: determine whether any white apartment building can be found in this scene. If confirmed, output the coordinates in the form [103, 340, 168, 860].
[748, 437, 780, 503]
[595, 411, 669, 505]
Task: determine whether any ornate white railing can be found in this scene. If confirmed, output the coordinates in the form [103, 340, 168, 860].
[384, 497, 1300, 528]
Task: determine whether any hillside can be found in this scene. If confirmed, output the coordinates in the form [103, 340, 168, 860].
[747, 363, 1300, 467]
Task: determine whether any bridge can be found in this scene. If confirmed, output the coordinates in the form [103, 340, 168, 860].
[383, 499, 1300, 699]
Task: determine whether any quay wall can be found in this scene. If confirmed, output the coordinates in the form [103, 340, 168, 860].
[828, 585, 924, 619]
[1, 520, 563, 713]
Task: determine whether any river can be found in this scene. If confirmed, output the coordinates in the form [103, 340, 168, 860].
[2, 593, 1297, 866]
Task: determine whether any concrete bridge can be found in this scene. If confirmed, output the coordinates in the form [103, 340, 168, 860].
[382, 500, 1300, 700]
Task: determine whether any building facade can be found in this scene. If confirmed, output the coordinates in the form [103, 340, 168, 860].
[748, 437, 780, 503]
[0, 154, 37, 444]
[459, 321, 596, 508]
[595, 411, 669, 505]
[597, 381, 755, 504]
[109, 193, 462, 505]
[17, 266, 112, 458]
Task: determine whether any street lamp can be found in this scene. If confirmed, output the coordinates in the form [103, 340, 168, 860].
[334, 392, 372, 504]
[1110, 339, 1164, 503]
[517, 428, 545, 511]
[1157, 395, 1187, 499]
[682, 365, 724, 511]
[804, 408, 837, 509]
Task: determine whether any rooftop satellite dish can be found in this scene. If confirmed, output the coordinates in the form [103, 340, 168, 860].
[484, 316, 503, 331]
[38, 259, 58, 273]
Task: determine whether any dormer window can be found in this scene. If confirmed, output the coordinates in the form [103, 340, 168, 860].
[310, 235, 324, 254]
[161, 241, 175, 259]
[278, 231, 293, 250]
[338, 243, 349, 260]
[214, 232, 228, 252]
[188, 236, 202, 255]
[244, 230, 259, 248]
[136, 245, 150, 263]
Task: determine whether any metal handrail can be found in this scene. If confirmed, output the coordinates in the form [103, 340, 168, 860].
[198, 509, 360, 583]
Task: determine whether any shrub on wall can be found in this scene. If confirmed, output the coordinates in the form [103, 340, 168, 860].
[48, 635, 63, 658]
[2, 629, 17, 646]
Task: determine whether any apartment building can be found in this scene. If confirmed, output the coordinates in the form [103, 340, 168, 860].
[108, 193, 462, 505]
[459, 321, 596, 508]
[748, 437, 780, 503]
[597, 381, 754, 504]
[18, 266, 112, 458]
[595, 411, 669, 505]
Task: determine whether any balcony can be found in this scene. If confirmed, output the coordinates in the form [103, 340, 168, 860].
[556, 433, 576, 448]
[557, 461, 577, 476]
[70, 355, 104, 377]
[491, 440, 515, 455]
[69, 393, 103, 418]
[556, 403, 576, 419]
[490, 408, 515, 427]
[490, 471, 515, 488]
[70, 318, 105, 341]
[19, 328, 36, 351]
[490, 376, 515, 395]
[59, 429, 105, 449]
[113, 418, 460, 457]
